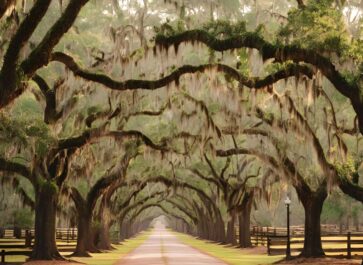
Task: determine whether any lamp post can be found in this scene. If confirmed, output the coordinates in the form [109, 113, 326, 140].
[284, 195, 291, 259]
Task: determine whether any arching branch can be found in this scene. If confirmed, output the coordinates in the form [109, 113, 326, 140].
[0, 157, 33, 184]
[339, 177, 363, 203]
[164, 199, 198, 224]
[51, 51, 314, 91]
[1, 0, 52, 93]
[9, 177, 35, 209]
[216, 147, 311, 198]
[121, 191, 167, 220]
[189, 169, 221, 188]
[20, 0, 90, 77]
[56, 129, 167, 152]
[86, 153, 135, 210]
[155, 29, 363, 134]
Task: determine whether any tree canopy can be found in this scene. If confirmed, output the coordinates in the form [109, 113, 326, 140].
[0, 0, 362, 261]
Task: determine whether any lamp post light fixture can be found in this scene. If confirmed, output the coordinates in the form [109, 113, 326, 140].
[284, 195, 291, 259]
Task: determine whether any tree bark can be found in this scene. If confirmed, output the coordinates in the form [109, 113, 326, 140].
[31, 182, 63, 260]
[119, 221, 127, 241]
[239, 193, 253, 248]
[299, 187, 327, 257]
[96, 219, 114, 250]
[216, 217, 226, 244]
[226, 211, 237, 245]
[72, 210, 98, 256]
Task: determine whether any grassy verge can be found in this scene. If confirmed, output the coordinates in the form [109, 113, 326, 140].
[0, 231, 151, 265]
[174, 232, 283, 265]
[73, 230, 151, 265]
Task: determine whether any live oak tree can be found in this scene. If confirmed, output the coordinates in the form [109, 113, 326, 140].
[214, 72, 363, 256]
[1, 0, 363, 262]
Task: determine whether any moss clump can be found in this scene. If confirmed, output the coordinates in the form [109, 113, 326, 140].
[334, 157, 356, 181]
[38, 179, 59, 194]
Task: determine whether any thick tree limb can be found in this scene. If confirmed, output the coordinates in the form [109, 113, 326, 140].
[144, 175, 218, 220]
[189, 169, 221, 188]
[86, 153, 134, 210]
[339, 176, 363, 203]
[20, 0, 89, 77]
[56, 128, 167, 152]
[155, 30, 363, 134]
[70, 187, 86, 211]
[216, 148, 311, 197]
[121, 191, 166, 220]
[0, 0, 52, 107]
[11, 177, 35, 209]
[32, 75, 68, 124]
[51, 51, 313, 91]
[0, 0, 16, 19]
[165, 199, 198, 224]
[0, 157, 33, 184]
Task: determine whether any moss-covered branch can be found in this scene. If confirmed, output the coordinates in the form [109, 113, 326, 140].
[0, 0, 52, 107]
[155, 29, 363, 134]
[216, 147, 311, 197]
[339, 176, 363, 203]
[0, 157, 34, 184]
[20, 0, 89, 77]
[86, 153, 135, 210]
[51, 51, 314, 91]
[32, 75, 68, 124]
[56, 128, 167, 152]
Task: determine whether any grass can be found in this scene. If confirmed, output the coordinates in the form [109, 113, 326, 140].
[72, 231, 151, 265]
[271, 236, 363, 256]
[173, 232, 283, 265]
[0, 231, 151, 265]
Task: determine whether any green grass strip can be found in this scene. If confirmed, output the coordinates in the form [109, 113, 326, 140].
[0, 231, 151, 264]
[73, 230, 151, 265]
[173, 231, 283, 265]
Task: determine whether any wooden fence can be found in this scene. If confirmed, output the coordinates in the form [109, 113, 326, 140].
[0, 227, 77, 240]
[250, 226, 363, 258]
[0, 228, 78, 262]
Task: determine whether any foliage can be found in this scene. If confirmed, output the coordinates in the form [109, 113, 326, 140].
[12, 208, 34, 228]
[334, 156, 356, 181]
[279, 0, 362, 63]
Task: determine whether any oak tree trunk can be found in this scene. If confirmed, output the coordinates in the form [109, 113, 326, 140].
[96, 218, 114, 250]
[300, 189, 327, 257]
[31, 182, 63, 260]
[239, 194, 253, 248]
[73, 211, 98, 257]
[226, 211, 237, 245]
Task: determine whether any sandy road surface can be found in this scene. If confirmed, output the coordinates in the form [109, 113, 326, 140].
[115, 225, 227, 265]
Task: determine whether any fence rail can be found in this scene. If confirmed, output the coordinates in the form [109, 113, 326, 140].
[0, 227, 77, 240]
[248, 226, 363, 258]
[0, 228, 78, 263]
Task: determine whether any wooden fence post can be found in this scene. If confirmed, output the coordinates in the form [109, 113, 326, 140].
[25, 229, 32, 248]
[267, 235, 271, 255]
[347, 232, 351, 259]
[1, 250, 5, 263]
